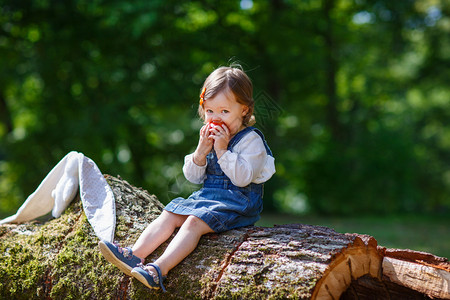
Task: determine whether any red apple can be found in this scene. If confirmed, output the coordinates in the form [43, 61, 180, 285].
[208, 121, 229, 139]
[209, 120, 224, 127]
[208, 120, 228, 130]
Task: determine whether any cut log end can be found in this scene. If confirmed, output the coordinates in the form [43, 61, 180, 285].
[311, 235, 383, 299]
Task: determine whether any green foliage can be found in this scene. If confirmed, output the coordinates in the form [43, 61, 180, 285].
[0, 0, 449, 217]
[304, 128, 422, 214]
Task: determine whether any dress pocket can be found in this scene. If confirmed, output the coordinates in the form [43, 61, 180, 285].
[227, 190, 253, 215]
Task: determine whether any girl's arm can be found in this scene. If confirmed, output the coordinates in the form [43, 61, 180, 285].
[218, 132, 275, 187]
[183, 124, 213, 184]
[193, 124, 213, 166]
[183, 153, 207, 184]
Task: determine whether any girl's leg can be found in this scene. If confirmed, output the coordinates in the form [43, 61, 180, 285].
[153, 215, 214, 276]
[132, 210, 188, 259]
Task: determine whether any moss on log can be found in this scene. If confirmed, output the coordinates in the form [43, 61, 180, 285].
[1, 175, 448, 299]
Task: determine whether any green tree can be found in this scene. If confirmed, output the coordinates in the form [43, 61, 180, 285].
[1, 0, 449, 218]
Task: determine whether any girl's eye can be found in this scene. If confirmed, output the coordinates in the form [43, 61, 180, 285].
[222, 110, 229, 114]
[206, 109, 213, 113]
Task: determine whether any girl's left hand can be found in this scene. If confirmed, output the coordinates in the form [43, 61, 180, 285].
[209, 124, 230, 158]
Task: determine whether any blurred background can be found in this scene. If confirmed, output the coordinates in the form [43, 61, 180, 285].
[0, 0, 448, 256]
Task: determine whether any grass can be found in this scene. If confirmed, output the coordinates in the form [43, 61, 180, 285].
[256, 213, 450, 258]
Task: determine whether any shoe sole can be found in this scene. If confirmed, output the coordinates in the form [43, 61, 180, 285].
[131, 269, 159, 290]
[98, 241, 133, 276]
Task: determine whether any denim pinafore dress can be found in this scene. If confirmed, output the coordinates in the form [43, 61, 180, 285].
[164, 126, 273, 233]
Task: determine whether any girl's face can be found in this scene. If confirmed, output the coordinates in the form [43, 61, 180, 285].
[203, 91, 249, 136]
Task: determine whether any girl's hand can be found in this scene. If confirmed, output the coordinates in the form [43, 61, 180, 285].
[209, 124, 230, 159]
[193, 125, 213, 166]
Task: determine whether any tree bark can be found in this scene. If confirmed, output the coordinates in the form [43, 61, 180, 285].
[0, 175, 448, 299]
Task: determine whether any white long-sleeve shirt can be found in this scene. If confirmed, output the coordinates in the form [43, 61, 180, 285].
[183, 131, 276, 187]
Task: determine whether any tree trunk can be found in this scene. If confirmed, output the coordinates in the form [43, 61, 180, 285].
[321, 0, 342, 143]
[0, 175, 448, 299]
[0, 94, 13, 134]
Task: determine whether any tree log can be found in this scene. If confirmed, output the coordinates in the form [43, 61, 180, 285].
[0, 175, 448, 299]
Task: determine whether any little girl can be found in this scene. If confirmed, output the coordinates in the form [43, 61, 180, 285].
[99, 66, 276, 291]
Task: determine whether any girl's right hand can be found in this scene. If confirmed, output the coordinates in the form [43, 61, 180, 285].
[193, 124, 213, 166]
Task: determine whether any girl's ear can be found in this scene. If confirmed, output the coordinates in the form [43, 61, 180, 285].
[241, 105, 249, 117]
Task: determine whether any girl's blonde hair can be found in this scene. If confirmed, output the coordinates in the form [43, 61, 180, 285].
[198, 65, 256, 126]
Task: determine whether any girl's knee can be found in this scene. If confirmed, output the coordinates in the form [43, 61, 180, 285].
[159, 210, 187, 228]
[183, 216, 213, 234]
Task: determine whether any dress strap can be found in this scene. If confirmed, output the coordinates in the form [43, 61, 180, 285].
[228, 126, 273, 156]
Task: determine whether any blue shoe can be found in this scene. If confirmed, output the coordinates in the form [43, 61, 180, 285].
[131, 263, 167, 292]
[98, 240, 144, 276]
